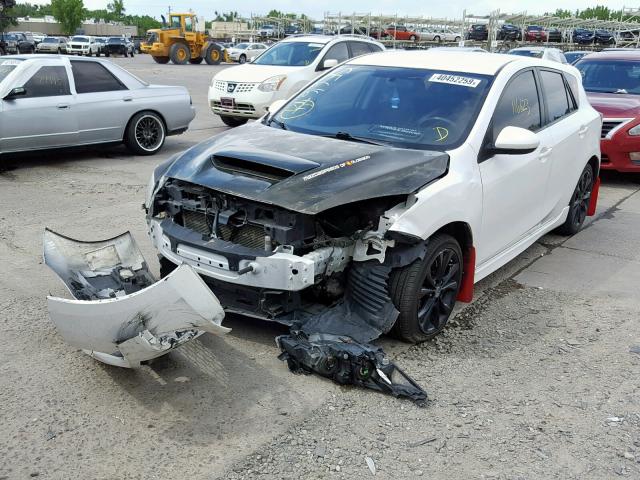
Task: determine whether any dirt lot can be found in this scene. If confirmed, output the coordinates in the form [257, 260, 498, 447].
[1, 55, 639, 480]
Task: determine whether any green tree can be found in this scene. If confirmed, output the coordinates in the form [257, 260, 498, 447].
[107, 0, 125, 19]
[51, 0, 86, 34]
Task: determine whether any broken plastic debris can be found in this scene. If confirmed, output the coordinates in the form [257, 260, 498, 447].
[44, 228, 229, 368]
[277, 331, 427, 406]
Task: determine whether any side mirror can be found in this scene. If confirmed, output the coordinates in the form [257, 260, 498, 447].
[321, 58, 338, 70]
[267, 99, 286, 115]
[4, 87, 26, 100]
[492, 126, 540, 154]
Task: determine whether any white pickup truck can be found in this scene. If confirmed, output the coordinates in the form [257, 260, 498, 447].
[67, 35, 101, 56]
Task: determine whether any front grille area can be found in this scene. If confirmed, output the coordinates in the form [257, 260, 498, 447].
[213, 81, 256, 93]
[601, 120, 625, 139]
[181, 210, 267, 250]
[212, 101, 256, 114]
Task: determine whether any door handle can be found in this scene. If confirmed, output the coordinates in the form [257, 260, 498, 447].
[578, 125, 589, 136]
[538, 146, 553, 162]
[57, 104, 70, 110]
[123, 96, 133, 102]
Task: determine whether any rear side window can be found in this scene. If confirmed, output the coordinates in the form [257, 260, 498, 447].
[71, 61, 126, 93]
[324, 42, 349, 63]
[540, 70, 573, 122]
[350, 42, 373, 57]
[23, 66, 70, 98]
[492, 70, 541, 142]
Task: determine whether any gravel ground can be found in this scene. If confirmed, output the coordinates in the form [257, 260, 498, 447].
[0, 55, 639, 480]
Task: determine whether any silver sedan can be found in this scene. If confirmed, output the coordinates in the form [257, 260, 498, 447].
[0, 55, 196, 155]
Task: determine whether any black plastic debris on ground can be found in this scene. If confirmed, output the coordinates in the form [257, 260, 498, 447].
[277, 331, 427, 406]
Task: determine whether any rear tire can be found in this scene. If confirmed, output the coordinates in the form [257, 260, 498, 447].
[170, 43, 190, 65]
[124, 111, 166, 156]
[389, 234, 463, 343]
[219, 115, 248, 127]
[152, 55, 170, 64]
[239, 54, 246, 64]
[204, 44, 223, 65]
[555, 163, 594, 235]
[410, 35, 417, 41]
[433, 35, 441, 43]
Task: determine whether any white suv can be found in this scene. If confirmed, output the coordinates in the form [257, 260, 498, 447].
[208, 35, 384, 127]
[67, 35, 101, 56]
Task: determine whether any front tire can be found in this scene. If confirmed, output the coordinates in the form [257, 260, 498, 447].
[433, 35, 441, 43]
[125, 111, 166, 156]
[410, 35, 417, 41]
[390, 234, 463, 343]
[239, 54, 246, 64]
[170, 43, 190, 65]
[555, 163, 594, 235]
[219, 115, 248, 127]
[204, 44, 223, 65]
[152, 55, 170, 64]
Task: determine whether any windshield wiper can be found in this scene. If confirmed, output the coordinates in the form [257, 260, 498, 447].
[326, 131, 388, 146]
[269, 118, 287, 130]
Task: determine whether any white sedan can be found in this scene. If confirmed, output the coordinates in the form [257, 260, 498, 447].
[419, 28, 463, 43]
[0, 55, 195, 155]
[149, 50, 601, 343]
[227, 42, 268, 64]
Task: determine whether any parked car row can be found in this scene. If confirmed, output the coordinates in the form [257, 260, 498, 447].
[472, 23, 616, 45]
[31, 35, 136, 57]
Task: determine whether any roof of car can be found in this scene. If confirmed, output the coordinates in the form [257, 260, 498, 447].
[510, 46, 559, 52]
[579, 50, 640, 60]
[350, 50, 518, 74]
[282, 34, 379, 44]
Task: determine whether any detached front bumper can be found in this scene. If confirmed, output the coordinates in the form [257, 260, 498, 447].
[44, 228, 229, 368]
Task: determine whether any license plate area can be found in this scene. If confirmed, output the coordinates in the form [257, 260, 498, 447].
[220, 97, 235, 108]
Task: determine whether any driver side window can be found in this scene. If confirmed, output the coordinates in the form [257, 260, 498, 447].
[23, 66, 71, 98]
[491, 70, 541, 143]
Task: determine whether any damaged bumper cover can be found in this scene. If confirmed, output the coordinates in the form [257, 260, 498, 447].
[43, 229, 229, 368]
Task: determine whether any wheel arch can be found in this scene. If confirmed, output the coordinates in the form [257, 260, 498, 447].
[431, 221, 475, 303]
[588, 155, 600, 178]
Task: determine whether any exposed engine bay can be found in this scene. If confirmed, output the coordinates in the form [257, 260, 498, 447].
[147, 179, 428, 341]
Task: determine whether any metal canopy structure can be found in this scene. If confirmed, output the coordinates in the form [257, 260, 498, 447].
[212, 8, 640, 49]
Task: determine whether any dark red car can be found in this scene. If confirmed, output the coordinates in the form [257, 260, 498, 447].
[524, 25, 548, 42]
[575, 51, 640, 172]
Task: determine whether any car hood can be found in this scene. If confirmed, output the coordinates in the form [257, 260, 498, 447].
[587, 92, 640, 117]
[161, 123, 449, 214]
[214, 64, 300, 83]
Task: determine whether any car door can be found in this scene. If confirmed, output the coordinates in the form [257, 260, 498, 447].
[537, 68, 589, 221]
[0, 61, 77, 153]
[69, 60, 131, 144]
[477, 69, 555, 265]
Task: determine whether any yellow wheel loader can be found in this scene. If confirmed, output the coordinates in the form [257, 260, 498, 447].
[141, 13, 228, 65]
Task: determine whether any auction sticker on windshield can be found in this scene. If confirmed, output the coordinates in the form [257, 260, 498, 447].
[428, 73, 481, 88]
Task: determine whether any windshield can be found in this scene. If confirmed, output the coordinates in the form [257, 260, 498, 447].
[565, 52, 585, 64]
[271, 65, 493, 150]
[235, 43, 249, 49]
[253, 41, 324, 66]
[6, 34, 19, 40]
[71, 36, 89, 42]
[509, 49, 544, 58]
[42, 37, 58, 43]
[0, 59, 23, 83]
[108, 38, 125, 44]
[575, 59, 640, 94]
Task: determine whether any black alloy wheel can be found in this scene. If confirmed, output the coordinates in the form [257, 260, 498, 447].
[125, 112, 165, 155]
[390, 234, 463, 343]
[556, 163, 594, 235]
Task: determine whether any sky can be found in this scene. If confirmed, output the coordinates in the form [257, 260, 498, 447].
[36, 0, 632, 20]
